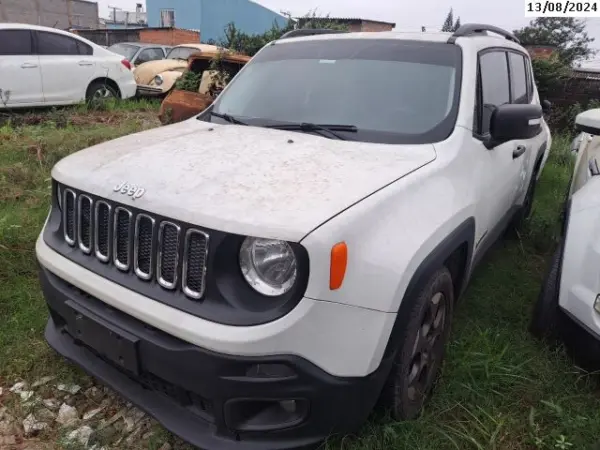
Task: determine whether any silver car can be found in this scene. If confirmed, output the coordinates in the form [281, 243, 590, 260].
[107, 42, 172, 68]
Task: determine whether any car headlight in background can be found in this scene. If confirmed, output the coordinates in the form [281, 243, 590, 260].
[239, 237, 297, 296]
[153, 75, 164, 86]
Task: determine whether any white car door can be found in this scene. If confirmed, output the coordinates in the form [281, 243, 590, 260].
[472, 49, 526, 249]
[0, 28, 44, 106]
[35, 30, 98, 104]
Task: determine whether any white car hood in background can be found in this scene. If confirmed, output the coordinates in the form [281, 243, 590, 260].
[52, 120, 436, 241]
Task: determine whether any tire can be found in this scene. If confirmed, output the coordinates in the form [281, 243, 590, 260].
[86, 81, 118, 103]
[511, 168, 538, 233]
[379, 267, 454, 420]
[529, 242, 564, 344]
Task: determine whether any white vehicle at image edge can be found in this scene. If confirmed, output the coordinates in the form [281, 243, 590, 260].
[36, 24, 551, 449]
[0, 23, 137, 108]
[530, 109, 600, 371]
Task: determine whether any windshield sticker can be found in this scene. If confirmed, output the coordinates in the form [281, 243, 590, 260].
[319, 60, 337, 64]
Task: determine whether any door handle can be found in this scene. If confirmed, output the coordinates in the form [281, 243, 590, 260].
[513, 145, 527, 159]
[21, 63, 38, 69]
[78, 61, 94, 66]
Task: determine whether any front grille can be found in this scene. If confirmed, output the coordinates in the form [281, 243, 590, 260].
[60, 187, 210, 300]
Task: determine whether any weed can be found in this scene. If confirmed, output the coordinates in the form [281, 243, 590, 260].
[0, 104, 599, 449]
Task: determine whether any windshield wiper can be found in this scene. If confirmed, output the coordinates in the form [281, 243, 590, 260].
[265, 122, 357, 140]
[209, 111, 248, 126]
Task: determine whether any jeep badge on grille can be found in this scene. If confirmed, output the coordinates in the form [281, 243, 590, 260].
[113, 181, 146, 200]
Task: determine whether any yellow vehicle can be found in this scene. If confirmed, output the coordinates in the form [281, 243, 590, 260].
[134, 43, 222, 97]
[159, 51, 250, 124]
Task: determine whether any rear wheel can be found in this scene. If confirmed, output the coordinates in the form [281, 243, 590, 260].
[529, 241, 564, 343]
[86, 81, 118, 103]
[511, 167, 538, 233]
[379, 267, 454, 420]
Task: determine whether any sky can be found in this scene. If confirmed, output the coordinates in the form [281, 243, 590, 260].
[96, 0, 600, 63]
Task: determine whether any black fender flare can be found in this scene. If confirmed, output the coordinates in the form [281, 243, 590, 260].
[382, 217, 475, 359]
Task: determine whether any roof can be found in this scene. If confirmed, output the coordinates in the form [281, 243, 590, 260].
[173, 43, 220, 50]
[296, 16, 396, 27]
[109, 42, 171, 48]
[274, 29, 527, 53]
[189, 51, 251, 64]
[71, 26, 200, 33]
[279, 30, 452, 44]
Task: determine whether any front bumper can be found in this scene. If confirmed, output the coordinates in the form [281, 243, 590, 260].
[40, 266, 392, 450]
[136, 84, 166, 97]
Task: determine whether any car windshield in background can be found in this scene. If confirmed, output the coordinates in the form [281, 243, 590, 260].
[108, 43, 139, 60]
[211, 39, 462, 145]
[166, 47, 199, 60]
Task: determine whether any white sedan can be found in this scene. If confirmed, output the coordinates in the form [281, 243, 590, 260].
[0, 23, 137, 108]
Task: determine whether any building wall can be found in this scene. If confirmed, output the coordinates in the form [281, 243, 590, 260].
[146, 0, 288, 43]
[139, 28, 200, 45]
[0, 0, 98, 29]
[360, 20, 394, 32]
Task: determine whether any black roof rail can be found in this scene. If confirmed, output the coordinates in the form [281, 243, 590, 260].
[279, 28, 349, 40]
[448, 23, 520, 44]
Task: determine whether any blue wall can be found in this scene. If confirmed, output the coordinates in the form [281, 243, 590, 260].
[146, 0, 288, 43]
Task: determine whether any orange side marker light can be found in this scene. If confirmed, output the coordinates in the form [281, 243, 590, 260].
[330, 242, 348, 290]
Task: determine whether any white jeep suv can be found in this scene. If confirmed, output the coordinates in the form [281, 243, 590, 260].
[37, 24, 551, 449]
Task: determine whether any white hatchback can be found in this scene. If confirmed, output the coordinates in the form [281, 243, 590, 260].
[0, 23, 137, 108]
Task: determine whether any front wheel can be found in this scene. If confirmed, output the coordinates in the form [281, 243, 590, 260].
[379, 267, 454, 420]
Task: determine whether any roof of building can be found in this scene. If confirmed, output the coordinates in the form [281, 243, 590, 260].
[296, 16, 396, 27]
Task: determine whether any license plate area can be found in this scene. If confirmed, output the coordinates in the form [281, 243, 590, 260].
[65, 300, 140, 375]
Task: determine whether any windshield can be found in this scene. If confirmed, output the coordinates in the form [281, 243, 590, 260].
[211, 39, 462, 144]
[166, 46, 200, 60]
[108, 43, 139, 60]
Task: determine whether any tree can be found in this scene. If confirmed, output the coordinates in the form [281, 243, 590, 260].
[215, 11, 348, 57]
[513, 18, 595, 65]
[441, 9, 461, 32]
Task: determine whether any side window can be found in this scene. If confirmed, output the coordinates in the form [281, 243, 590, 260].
[0, 30, 33, 55]
[509, 52, 528, 104]
[478, 50, 510, 135]
[136, 48, 164, 65]
[76, 40, 93, 56]
[37, 31, 80, 56]
[526, 57, 535, 100]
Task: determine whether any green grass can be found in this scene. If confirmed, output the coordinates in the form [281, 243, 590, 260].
[0, 108, 598, 450]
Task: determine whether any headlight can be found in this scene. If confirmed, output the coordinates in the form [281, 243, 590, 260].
[153, 75, 164, 86]
[239, 237, 297, 296]
[56, 184, 63, 211]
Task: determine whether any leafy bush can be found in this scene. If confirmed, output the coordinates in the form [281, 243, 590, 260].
[174, 70, 203, 92]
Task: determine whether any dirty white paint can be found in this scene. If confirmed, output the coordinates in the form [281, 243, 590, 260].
[52, 119, 436, 241]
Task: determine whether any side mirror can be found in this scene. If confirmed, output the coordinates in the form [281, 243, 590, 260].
[542, 99, 552, 113]
[486, 103, 543, 149]
[575, 108, 600, 135]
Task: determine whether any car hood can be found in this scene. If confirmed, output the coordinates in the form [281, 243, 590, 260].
[134, 59, 188, 84]
[52, 120, 437, 242]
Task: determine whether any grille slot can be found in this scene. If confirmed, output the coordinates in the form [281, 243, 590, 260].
[113, 207, 132, 271]
[59, 185, 210, 300]
[94, 201, 111, 262]
[182, 229, 209, 299]
[77, 195, 93, 254]
[157, 222, 181, 290]
[134, 214, 155, 280]
[63, 189, 76, 246]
